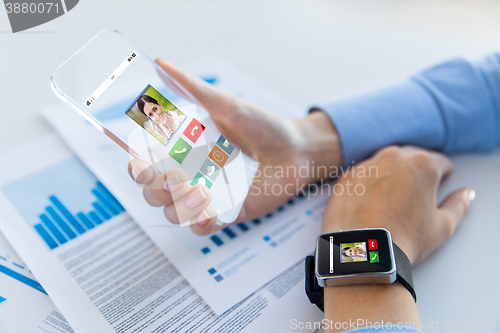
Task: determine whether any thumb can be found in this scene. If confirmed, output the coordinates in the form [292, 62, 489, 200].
[155, 58, 236, 119]
[437, 188, 475, 241]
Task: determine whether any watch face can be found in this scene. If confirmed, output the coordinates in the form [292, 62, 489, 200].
[316, 229, 394, 278]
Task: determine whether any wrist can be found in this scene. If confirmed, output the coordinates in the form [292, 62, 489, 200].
[324, 282, 421, 332]
[293, 111, 342, 186]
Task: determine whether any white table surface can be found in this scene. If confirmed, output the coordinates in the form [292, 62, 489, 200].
[1, 1, 500, 332]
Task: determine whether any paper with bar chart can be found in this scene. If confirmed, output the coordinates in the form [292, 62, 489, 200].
[42, 58, 329, 315]
[0, 232, 75, 333]
[0, 133, 322, 332]
[0, 231, 46, 294]
[2, 157, 125, 251]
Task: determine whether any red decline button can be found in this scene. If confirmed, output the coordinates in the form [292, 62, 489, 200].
[368, 239, 378, 250]
[183, 118, 206, 144]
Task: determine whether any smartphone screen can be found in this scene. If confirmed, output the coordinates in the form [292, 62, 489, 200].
[51, 29, 258, 223]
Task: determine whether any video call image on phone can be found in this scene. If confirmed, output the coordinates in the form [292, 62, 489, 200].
[51, 29, 259, 224]
[125, 85, 187, 146]
[125, 83, 240, 194]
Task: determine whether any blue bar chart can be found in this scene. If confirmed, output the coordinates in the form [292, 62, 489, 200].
[202, 194, 309, 283]
[2, 157, 125, 250]
[32, 183, 125, 250]
[199, 194, 308, 256]
[0, 233, 47, 294]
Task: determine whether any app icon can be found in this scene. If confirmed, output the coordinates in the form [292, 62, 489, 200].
[369, 251, 379, 263]
[183, 118, 206, 144]
[209, 145, 229, 168]
[368, 239, 378, 250]
[168, 138, 192, 164]
[200, 158, 221, 181]
[216, 135, 235, 155]
[191, 172, 213, 189]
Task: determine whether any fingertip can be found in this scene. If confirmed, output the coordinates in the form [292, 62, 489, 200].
[155, 58, 179, 74]
[429, 151, 454, 179]
[467, 188, 476, 202]
[191, 206, 219, 236]
[197, 210, 211, 226]
[128, 159, 155, 184]
[155, 57, 169, 67]
[463, 188, 476, 215]
[162, 168, 191, 194]
[438, 187, 474, 238]
[198, 206, 217, 226]
[185, 184, 211, 209]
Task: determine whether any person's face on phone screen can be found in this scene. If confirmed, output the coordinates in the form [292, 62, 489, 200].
[346, 248, 357, 257]
[144, 102, 166, 124]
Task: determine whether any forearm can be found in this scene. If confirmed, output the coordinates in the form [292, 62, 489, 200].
[324, 282, 421, 332]
[317, 53, 500, 168]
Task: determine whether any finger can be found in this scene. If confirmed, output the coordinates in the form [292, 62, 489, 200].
[437, 188, 475, 242]
[189, 206, 223, 236]
[400, 146, 455, 180]
[427, 151, 454, 180]
[163, 184, 212, 224]
[128, 159, 155, 185]
[155, 58, 236, 119]
[142, 168, 189, 207]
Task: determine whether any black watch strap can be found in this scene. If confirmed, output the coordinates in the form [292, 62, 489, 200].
[393, 244, 417, 303]
[305, 255, 324, 312]
[305, 243, 416, 312]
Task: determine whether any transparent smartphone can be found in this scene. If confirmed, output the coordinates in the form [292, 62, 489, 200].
[51, 28, 258, 224]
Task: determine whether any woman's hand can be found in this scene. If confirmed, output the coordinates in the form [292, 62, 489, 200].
[128, 58, 341, 235]
[321, 146, 475, 331]
[322, 145, 474, 265]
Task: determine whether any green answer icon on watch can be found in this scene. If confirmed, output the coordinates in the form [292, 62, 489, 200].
[369, 251, 380, 263]
[169, 138, 192, 164]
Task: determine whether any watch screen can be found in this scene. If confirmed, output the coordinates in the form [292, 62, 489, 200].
[316, 229, 394, 277]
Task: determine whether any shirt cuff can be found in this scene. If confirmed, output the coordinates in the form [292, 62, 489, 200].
[313, 80, 446, 169]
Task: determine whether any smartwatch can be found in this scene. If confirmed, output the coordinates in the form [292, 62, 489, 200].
[305, 228, 416, 312]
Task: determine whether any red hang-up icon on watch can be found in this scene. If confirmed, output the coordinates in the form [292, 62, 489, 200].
[368, 239, 378, 250]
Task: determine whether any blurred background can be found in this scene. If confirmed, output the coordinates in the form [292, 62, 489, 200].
[1, 0, 499, 153]
[1, 0, 500, 330]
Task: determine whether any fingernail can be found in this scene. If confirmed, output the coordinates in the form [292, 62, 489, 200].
[186, 188, 208, 208]
[197, 210, 210, 225]
[131, 166, 144, 182]
[164, 172, 182, 192]
[468, 188, 476, 201]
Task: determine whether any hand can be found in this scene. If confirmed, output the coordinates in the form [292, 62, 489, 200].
[128, 58, 341, 235]
[322, 145, 474, 264]
[321, 146, 475, 331]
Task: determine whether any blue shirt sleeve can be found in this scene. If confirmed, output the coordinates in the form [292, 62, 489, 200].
[318, 53, 500, 168]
